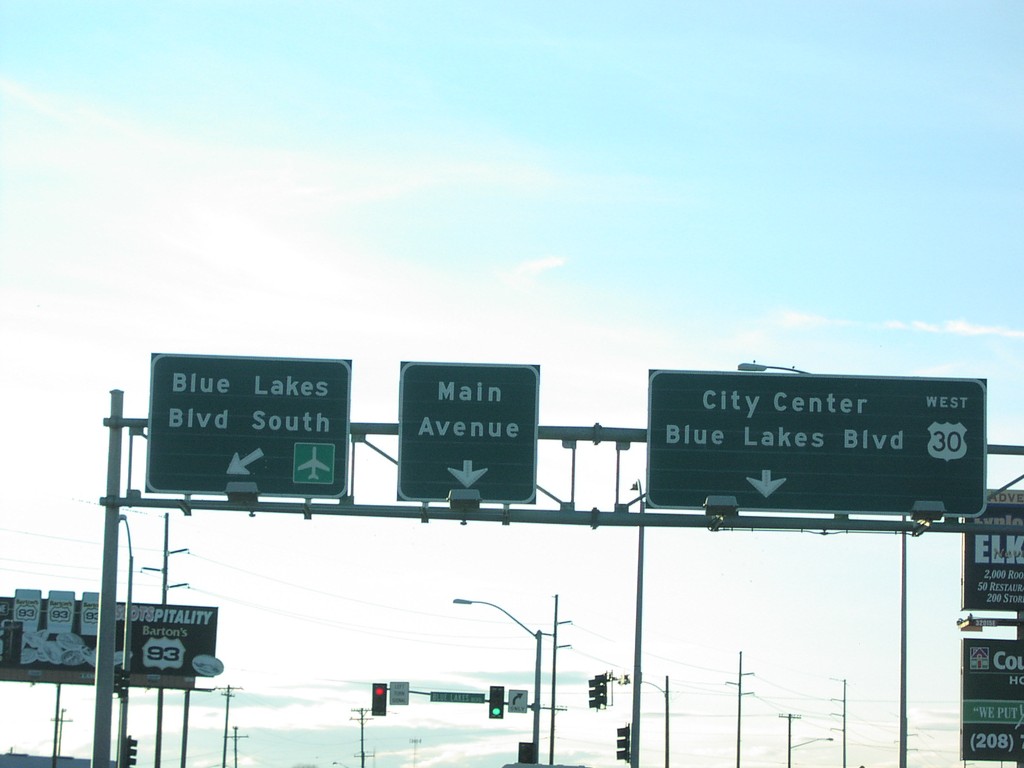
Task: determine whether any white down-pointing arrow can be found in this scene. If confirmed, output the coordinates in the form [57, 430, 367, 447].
[448, 460, 488, 488]
[746, 469, 786, 498]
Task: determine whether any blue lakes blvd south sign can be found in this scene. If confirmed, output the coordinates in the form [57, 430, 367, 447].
[398, 362, 539, 503]
[646, 370, 987, 516]
[147, 354, 351, 497]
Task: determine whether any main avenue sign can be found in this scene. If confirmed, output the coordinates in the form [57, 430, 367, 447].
[398, 362, 539, 503]
[147, 354, 351, 497]
[646, 370, 986, 516]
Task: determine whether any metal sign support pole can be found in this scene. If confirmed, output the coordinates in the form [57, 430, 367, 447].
[1018, 610, 1024, 768]
[899, 526, 908, 768]
[92, 390, 124, 768]
[630, 491, 645, 768]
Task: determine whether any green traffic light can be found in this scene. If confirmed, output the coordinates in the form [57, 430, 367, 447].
[488, 685, 505, 719]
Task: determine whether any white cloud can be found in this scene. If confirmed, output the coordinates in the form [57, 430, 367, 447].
[887, 318, 1024, 339]
[776, 310, 853, 329]
[500, 255, 567, 288]
[779, 312, 1024, 340]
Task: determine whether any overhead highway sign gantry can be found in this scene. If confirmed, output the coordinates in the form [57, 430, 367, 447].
[647, 370, 986, 516]
[147, 354, 351, 497]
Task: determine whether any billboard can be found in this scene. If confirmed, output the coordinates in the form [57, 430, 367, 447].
[0, 589, 220, 688]
[962, 639, 1024, 761]
[962, 492, 1024, 611]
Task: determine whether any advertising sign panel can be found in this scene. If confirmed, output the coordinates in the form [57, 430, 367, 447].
[0, 592, 219, 688]
[962, 639, 1024, 761]
[963, 491, 1024, 611]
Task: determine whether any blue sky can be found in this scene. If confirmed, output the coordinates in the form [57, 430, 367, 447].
[1, 2, 1023, 768]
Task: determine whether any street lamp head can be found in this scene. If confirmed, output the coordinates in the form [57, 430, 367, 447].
[452, 598, 474, 605]
[737, 361, 812, 375]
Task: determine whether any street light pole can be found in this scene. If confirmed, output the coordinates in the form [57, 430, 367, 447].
[641, 676, 670, 768]
[789, 735, 834, 767]
[454, 599, 544, 761]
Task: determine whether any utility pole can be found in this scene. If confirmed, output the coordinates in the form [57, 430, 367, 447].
[220, 686, 240, 768]
[351, 708, 371, 768]
[780, 714, 801, 768]
[662, 675, 669, 768]
[230, 726, 248, 768]
[832, 678, 847, 768]
[409, 738, 421, 768]
[549, 593, 571, 765]
[51, 691, 71, 768]
[142, 512, 188, 768]
[726, 652, 753, 768]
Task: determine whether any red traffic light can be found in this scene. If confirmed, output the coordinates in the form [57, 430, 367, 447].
[371, 682, 387, 716]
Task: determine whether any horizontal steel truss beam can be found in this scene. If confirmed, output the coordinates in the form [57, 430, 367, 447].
[104, 418, 1024, 536]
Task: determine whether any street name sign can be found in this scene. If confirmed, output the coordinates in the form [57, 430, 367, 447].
[962, 639, 1024, 761]
[148, 354, 351, 497]
[430, 691, 486, 703]
[647, 370, 986, 516]
[398, 362, 539, 503]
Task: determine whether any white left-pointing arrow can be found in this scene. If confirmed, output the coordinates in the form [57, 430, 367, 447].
[746, 469, 786, 498]
[227, 448, 265, 475]
[448, 459, 488, 488]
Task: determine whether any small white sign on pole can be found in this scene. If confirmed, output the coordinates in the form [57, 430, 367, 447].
[507, 689, 529, 714]
[390, 681, 410, 705]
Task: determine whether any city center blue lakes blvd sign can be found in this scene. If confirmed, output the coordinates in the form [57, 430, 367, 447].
[647, 370, 986, 516]
[147, 354, 351, 497]
[398, 362, 539, 503]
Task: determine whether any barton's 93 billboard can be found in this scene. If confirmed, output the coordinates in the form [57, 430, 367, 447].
[0, 589, 220, 687]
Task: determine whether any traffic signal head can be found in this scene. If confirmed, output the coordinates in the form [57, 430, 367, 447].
[488, 685, 505, 719]
[616, 724, 631, 762]
[588, 673, 608, 709]
[371, 682, 387, 716]
[124, 736, 138, 768]
[115, 668, 129, 698]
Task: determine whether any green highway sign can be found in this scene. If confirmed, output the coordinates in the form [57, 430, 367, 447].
[147, 354, 351, 497]
[398, 362, 539, 503]
[962, 639, 1024, 761]
[647, 370, 986, 516]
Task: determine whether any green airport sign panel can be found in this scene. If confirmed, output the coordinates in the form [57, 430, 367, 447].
[147, 354, 351, 497]
[398, 362, 539, 503]
[647, 370, 986, 516]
